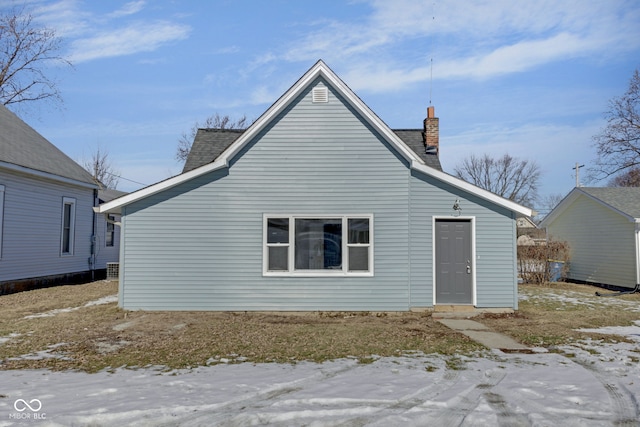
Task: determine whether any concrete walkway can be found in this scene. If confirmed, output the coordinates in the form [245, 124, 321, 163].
[435, 318, 532, 352]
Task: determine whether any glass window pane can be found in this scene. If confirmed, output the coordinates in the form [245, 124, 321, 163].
[106, 215, 114, 247]
[268, 247, 288, 271]
[348, 247, 369, 271]
[63, 204, 72, 228]
[267, 218, 289, 244]
[295, 219, 342, 270]
[348, 218, 369, 244]
[62, 203, 72, 253]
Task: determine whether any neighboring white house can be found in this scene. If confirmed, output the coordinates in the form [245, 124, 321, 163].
[95, 188, 125, 273]
[97, 60, 533, 312]
[0, 104, 121, 294]
[540, 187, 640, 289]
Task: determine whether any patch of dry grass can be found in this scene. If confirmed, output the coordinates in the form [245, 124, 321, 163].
[1, 281, 638, 372]
[0, 282, 481, 372]
[480, 283, 640, 347]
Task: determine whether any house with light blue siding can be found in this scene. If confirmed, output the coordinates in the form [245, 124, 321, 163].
[97, 60, 533, 311]
[0, 104, 121, 294]
[540, 187, 640, 290]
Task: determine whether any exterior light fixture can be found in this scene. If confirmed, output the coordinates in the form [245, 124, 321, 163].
[453, 199, 462, 216]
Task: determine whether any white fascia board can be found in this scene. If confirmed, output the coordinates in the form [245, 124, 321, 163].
[411, 161, 534, 217]
[538, 188, 577, 228]
[580, 190, 637, 223]
[316, 63, 422, 165]
[220, 60, 422, 166]
[96, 159, 228, 214]
[98, 60, 423, 215]
[0, 161, 98, 190]
[541, 188, 637, 227]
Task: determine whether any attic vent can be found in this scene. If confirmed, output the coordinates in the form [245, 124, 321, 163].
[312, 86, 328, 103]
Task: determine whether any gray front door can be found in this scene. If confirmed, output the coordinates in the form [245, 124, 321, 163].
[435, 219, 473, 304]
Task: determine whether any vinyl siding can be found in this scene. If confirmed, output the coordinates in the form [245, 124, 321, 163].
[409, 171, 518, 309]
[95, 213, 121, 269]
[0, 169, 95, 281]
[547, 195, 637, 288]
[120, 79, 412, 311]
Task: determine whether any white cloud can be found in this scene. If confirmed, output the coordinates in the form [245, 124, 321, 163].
[108, 0, 145, 18]
[278, 0, 640, 92]
[32, 0, 92, 38]
[68, 21, 190, 63]
[30, 1, 190, 63]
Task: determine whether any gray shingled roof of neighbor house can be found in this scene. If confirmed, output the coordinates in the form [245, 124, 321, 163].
[182, 128, 443, 174]
[98, 188, 128, 203]
[0, 104, 96, 185]
[580, 187, 640, 219]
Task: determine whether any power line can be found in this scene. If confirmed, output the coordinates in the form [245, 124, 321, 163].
[102, 170, 148, 187]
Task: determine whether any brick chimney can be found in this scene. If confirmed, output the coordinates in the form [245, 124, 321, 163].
[422, 106, 439, 156]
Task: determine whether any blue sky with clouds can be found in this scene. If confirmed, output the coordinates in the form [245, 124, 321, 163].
[4, 0, 640, 210]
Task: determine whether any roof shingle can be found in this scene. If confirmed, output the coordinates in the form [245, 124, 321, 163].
[580, 187, 640, 219]
[182, 128, 442, 173]
[0, 104, 96, 185]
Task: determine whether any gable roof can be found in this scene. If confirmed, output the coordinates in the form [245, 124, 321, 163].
[541, 187, 640, 226]
[0, 104, 97, 188]
[98, 60, 533, 218]
[182, 128, 442, 174]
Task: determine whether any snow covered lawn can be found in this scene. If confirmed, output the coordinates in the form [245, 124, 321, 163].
[1, 330, 639, 426]
[1, 283, 639, 426]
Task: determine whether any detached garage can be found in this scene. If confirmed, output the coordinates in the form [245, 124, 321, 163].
[541, 187, 640, 290]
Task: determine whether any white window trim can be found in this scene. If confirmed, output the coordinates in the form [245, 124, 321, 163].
[61, 197, 76, 256]
[0, 185, 4, 259]
[263, 214, 374, 277]
[106, 214, 115, 247]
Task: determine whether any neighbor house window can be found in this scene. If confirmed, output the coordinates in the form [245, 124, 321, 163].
[264, 215, 372, 276]
[61, 197, 76, 255]
[106, 214, 115, 247]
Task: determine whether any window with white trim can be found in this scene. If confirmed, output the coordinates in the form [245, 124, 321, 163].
[264, 215, 372, 276]
[61, 197, 76, 255]
[106, 214, 115, 247]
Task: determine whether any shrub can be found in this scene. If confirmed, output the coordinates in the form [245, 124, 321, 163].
[518, 240, 570, 284]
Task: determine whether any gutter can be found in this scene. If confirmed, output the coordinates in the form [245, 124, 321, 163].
[0, 161, 97, 190]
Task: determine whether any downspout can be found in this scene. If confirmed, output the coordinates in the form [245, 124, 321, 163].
[90, 188, 98, 281]
[636, 222, 640, 286]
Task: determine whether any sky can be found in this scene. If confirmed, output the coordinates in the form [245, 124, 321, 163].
[1, 287, 640, 425]
[3, 0, 640, 212]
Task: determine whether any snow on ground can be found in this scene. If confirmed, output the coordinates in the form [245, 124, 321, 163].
[1, 295, 639, 426]
[520, 290, 640, 312]
[22, 295, 118, 319]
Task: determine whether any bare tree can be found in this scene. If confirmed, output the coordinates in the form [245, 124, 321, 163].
[454, 153, 540, 206]
[176, 113, 248, 163]
[535, 193, 565, 222]
[609, 167, 640, 187]
[590, 69, 640, 182]
[0, 6, 72, 110]
[82, 146, 120, 190]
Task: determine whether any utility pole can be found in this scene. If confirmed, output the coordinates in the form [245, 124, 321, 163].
[572, 163, 584, 188]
